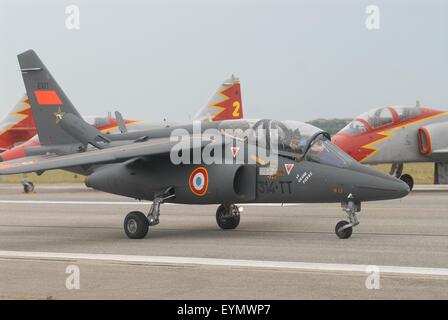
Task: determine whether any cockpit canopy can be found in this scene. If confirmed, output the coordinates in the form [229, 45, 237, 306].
[218, 119, 354, 168]
[219, 119, 325, 156]
[340, 105, 422, 136]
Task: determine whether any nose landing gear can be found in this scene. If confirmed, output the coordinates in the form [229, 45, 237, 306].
[335, 199, 360, 239]
[124, 211, 149, 239]
[123, 187, 175, 239]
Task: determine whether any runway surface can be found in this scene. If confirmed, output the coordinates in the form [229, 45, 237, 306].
[0, 183, 447, 299]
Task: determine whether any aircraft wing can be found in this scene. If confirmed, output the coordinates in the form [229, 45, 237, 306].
[428, 149, 448, 161]
[0, 136, 216, 175]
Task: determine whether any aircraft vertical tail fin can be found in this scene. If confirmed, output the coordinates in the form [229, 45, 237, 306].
[0, 94, 36, 151]
[193, 75, 243, 122]
[17, 49, 83, 146]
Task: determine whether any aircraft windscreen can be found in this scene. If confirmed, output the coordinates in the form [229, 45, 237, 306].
[218, 119, 325, 158]
[393, 106, 421, 120]
[305, 135, 354, 168]
[249, 119, 324, 158]
[358, 107, 394, 128]
[339, 106, 398, 136]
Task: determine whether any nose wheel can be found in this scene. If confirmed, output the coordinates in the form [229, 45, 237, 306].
[123, 187, 175, 239]
[335, 221, 353, 239]
[216, 204, 241, 230]
[335, 199, 360, 239]
[124, 211, 149, 239]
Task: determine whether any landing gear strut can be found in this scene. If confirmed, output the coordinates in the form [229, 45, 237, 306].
[434, 162, 448, 184]
[389, 163, 403, 178]
[216, 204, 241, 230]
[335, 199, 361, 239]
[123, 187, 175, 239]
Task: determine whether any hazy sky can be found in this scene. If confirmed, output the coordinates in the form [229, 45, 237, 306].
[1, 0, 447, 122]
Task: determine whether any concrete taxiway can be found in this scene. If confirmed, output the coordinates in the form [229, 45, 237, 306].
[0, 184, 447, 299]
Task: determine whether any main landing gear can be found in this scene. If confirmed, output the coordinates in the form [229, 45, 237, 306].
[390, 163, 414, 191]
[21, 174, 34, 194]
[22, 181, 35, 194]
[123, 187, 175, 239]
[216, 204, 241, 230]
[335, 199, 361, 239]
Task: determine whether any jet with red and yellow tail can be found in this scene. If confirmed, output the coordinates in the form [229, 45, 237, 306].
[332, 103, 448, 189]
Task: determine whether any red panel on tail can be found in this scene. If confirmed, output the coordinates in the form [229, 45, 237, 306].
[34, 90, 62, 105]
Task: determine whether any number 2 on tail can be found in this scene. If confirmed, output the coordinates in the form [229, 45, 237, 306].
[232, 101, 240, 117]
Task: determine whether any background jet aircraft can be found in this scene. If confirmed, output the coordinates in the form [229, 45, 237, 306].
[0, 96, 139, 192]
[1, 76, 243, 161]
[1, 56, 243, 192]
[332, 103, 448, 190]
[0, 102, 139, 162]
[0, 95, 141, 153]
[0, 50, 409, 240]
[0, 95, 35, 152]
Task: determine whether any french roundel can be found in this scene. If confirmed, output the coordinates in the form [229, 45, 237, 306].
[189, 167, 208, 196]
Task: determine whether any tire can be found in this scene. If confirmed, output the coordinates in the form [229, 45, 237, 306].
[216, 204, 240, 230]
[124, 211, 149, 239]
[23, 182, 34, 193]
[335, 220, 353, 239]
[400, 174, 414, 191]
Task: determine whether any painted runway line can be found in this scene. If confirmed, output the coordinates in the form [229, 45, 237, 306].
[0, 250, 447, 277]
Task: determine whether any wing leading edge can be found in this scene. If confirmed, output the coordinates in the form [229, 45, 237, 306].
[0, 136, 217, 175]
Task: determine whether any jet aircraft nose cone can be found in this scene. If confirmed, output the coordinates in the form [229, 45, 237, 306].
[348, 163, 410, 201]
[383, 176, 410, 198]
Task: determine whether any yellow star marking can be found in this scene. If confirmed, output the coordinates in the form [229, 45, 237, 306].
[53, 107, 65, 124]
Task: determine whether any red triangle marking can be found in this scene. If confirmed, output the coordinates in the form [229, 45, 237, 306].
[231, 147, 240, 157]
[284, 163, 294, 175]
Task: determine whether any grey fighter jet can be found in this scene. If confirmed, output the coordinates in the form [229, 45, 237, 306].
[0, 50, 410, 240]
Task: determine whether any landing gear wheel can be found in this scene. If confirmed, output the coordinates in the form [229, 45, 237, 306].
[124, 211, 149, 239]
[22, 181, 34, 194]
[335, 221, 353, 239]
[216, 204, 240, 230]
[400, 174, 414, 191]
